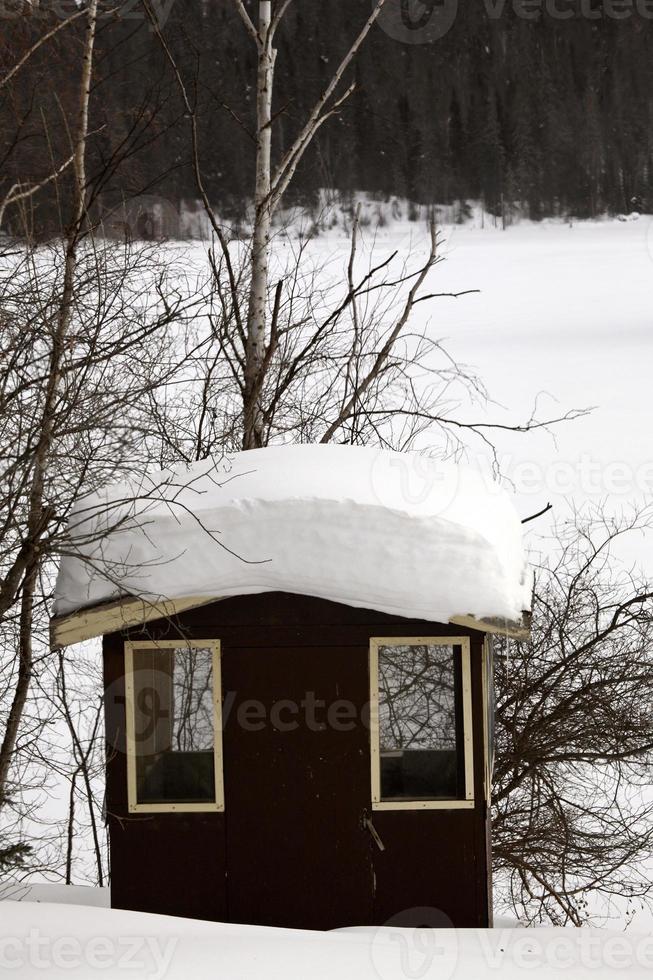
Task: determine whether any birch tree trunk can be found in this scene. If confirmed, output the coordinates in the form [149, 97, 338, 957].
[150, 0, 388, 449]
[237, 0, 387, 450]
[243, 1, 275, 449]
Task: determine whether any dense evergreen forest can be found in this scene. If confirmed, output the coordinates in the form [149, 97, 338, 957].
[3, 0, 653, 235]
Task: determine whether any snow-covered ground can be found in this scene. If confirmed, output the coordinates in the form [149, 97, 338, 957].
[2, 884, 653, 979]
[299, 214, 653, 571]
[431, 217, 652, 511]
[5, 217, 652, 964]
[57, 212, 653, 573]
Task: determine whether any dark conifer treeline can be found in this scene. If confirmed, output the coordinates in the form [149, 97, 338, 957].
[2, 0, 653, 235]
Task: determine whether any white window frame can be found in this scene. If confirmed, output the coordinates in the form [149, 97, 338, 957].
[369, 636, 475, 811]
[482, 636, 494, 802]
[124, 639, 225, 814]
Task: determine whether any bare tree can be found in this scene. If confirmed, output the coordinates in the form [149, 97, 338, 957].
[0, 2, 203, 877]
[142, 0, 585, 461]
[0, 6, 90, 237]
[232, 0, 390, 448]
[142, 0, 391, 448]
[0, 1, 599, 903]
[55, 648, 106, 886]
[0, 0, 101, 804]
[493, 507, 653, 926]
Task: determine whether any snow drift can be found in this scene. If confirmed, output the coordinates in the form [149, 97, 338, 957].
[53, 443, 530, 623]
[2, 893, 653, 980]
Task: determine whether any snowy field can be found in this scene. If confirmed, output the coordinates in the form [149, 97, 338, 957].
[293, 214, 653, 569]
[2, 884, 653, 979]
[431, 218, 652, 515]
[322, 216, 650, 506]
[3, 217, 652, 974]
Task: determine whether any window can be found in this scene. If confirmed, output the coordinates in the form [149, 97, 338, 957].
[124, 640, 224, 813]
[370, 637, 474, 810]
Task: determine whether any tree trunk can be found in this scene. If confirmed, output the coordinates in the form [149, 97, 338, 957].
[243, 1, 275, 450]
[0, 570, 35, 797]
[0, 0, 98, 813]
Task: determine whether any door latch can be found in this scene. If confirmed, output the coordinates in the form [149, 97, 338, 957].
[361, 809, 386, 851]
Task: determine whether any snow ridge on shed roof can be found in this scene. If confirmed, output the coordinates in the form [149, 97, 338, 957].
[53, 443, 531, 632]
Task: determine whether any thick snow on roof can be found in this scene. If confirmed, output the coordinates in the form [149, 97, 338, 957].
[53, 444, 530, 622]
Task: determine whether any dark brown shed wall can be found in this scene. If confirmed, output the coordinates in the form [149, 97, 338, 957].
[103, 591, 490, 928]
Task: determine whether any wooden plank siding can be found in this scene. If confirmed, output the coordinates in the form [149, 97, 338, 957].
[103, 591, 492, 929]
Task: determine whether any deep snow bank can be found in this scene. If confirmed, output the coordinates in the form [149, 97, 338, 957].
[54, 444, 530, 623]
[1, 898, 652, 980]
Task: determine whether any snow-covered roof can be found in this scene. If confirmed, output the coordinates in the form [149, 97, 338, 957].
[53, 444, 530, 628]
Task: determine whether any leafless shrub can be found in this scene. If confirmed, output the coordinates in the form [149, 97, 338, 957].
[493, 507, 653, 926]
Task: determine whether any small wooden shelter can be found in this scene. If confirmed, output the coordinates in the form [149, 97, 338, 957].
[51, 445, 529, 930]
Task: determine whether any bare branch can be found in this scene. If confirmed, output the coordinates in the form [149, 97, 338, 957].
[232, 0, 263, 47]
[0, 8, 87, 93]
[270, 1, 388, 209]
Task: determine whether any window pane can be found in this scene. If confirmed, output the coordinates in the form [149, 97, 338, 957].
[131, 646, 216, 804]
[378, 643, 463, 801]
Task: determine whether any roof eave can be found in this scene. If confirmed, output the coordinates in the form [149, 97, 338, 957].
[50, 595, 531, 649]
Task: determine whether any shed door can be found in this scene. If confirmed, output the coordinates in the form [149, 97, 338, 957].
[222, 644, 373, 930]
